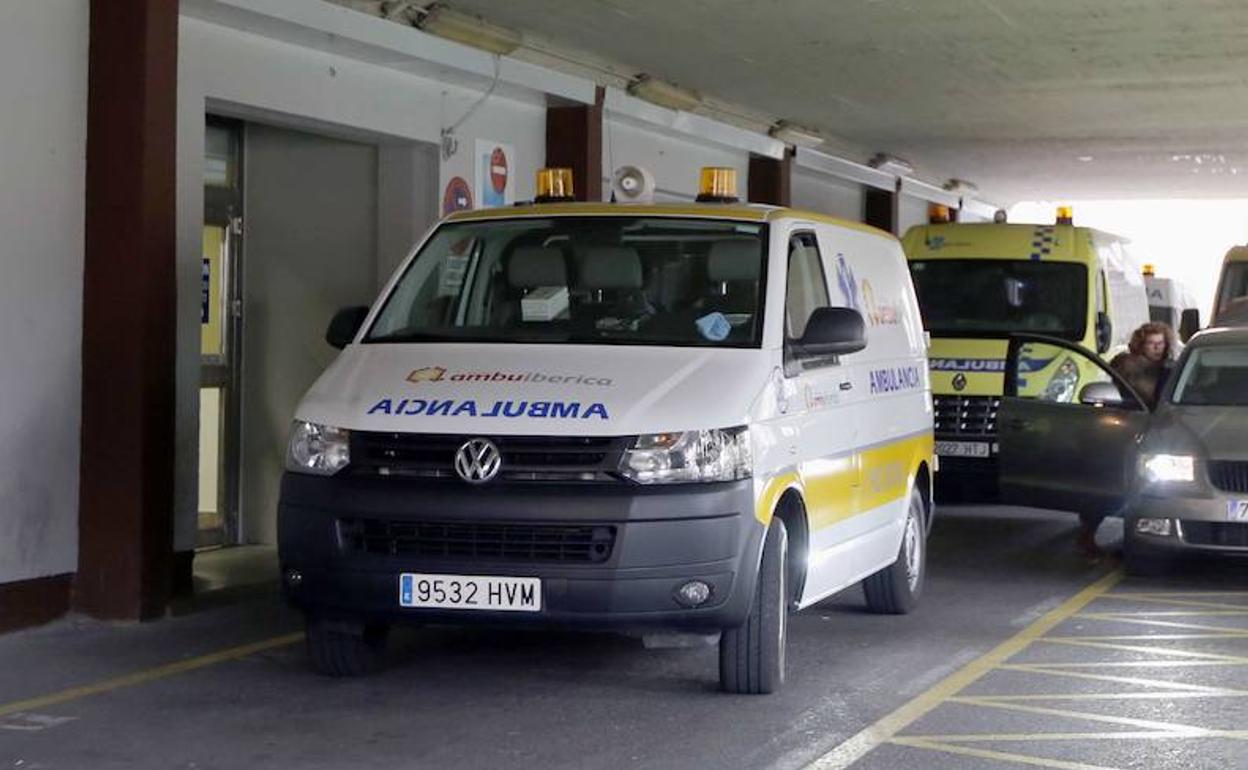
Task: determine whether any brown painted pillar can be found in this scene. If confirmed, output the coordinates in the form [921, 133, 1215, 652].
[864, 183, 900, 235]
[747, 151, 792, 206]
[545, 87, 604, 201]
[77, 0, 179, 620]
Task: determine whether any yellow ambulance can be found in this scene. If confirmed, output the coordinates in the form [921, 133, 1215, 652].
[1213, 245, 1248, 326]
[901, 208, 1150, 499]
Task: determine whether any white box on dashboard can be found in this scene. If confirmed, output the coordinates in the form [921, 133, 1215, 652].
[521, 286, 569, 322]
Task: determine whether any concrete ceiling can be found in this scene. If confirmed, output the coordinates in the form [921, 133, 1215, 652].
[447, 0, 1248, 204]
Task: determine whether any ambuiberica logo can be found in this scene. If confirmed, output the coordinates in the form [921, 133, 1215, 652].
[365, 365, 613, 420]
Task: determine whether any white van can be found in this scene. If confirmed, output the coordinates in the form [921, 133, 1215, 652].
[278, 168, 934, 694]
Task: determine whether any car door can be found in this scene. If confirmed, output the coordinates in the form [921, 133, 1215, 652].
[998, 333, 1150, 515]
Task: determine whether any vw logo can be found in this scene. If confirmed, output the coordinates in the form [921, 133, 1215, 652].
[952, 373, 968, 392]
[454, 438, 502, 484]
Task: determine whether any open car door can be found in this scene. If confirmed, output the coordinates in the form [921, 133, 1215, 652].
[998, 334, 1151, 516]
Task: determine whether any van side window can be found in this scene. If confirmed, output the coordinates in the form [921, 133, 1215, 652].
[785, 232, 830, 339]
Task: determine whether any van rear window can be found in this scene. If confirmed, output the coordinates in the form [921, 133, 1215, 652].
[909, 259, 1088, 340]
[365, 217, 768, 348]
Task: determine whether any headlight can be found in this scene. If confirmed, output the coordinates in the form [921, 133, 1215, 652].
[1142, 453, 1195, 483]
[1042, 357, 1080, 403]
[286, 421, 350, 475]
[620, 427, 751, 484]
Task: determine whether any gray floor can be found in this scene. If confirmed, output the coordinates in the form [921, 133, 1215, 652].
[2, 507, 1245, 769]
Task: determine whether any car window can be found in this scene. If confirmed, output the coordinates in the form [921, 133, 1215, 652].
[1172, 345, 1248, 406]
[366, 216, 768, 348]
[784, 232, 830, 339]
[1011, 339, 1118, 404]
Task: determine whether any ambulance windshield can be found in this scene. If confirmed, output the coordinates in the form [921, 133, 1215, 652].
[366, 216, 767, 348]
[909, 259, 1088, 340]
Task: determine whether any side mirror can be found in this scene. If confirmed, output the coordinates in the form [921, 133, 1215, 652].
[1179, 308, 1201, 342]
[1079, 381, 1124, 407]
[1095, 311, 1113, 355]
[792, 307, 867, 358]
[326, 305, 369, 349]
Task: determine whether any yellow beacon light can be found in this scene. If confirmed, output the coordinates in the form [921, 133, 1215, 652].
[1056, 205, 1074, 225]
[1143, 263, 1156, 277]
[535, 167, 575, 203]
[696, 167, 739, 203]
[928, 203, 951, 224]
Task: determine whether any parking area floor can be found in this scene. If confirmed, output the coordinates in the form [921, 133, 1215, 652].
[2, 506, 1246, 770]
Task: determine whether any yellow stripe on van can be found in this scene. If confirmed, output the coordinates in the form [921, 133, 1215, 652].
[755, 432, 934, 531]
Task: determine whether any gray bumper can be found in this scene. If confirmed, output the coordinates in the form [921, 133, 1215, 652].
[1128, 491, 1248, 555]
[278, 473, 765, 632]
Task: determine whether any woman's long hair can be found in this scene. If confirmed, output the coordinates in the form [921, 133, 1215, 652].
[1127, 321, 1178, 360]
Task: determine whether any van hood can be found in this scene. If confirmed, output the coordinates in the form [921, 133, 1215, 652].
[927, 337, 1008, 398]
[295, 343, 775, 437]
[1150, 405, 1248, 461]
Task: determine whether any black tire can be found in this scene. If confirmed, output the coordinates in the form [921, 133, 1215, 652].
[863, 486, 926, 614]
[305, 617, 389, 677]
[720, 517, 788, 695]
[1124, 528, 1170, 577]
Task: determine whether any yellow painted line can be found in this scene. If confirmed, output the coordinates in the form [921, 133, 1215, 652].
[964, 691, 1247, 702]
[1063, 615, 1248, 633]
[1079, 609, 1248, 616]
[1110, 591, 1248, 598]
[1097, 595, 1248, 611]
[951, 695, 1216, 734]
[1036, 637, 1248, 662]
[1049, 633, 1248, 642]
[896, 729, 1248, 743]
[1020, 660, 1248, 668]
[803, 569, 1122, 770]
[0, 632, 302, 719]
[887, 736, 1122, 770]
[997, 663, 1233, 693]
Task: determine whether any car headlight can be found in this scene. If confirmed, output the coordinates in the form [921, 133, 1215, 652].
[619, 427, 751, 484]
[1042, 357, 1080, 403]
[1142, 453, 1195, 484]
[286, 421, 350, 476]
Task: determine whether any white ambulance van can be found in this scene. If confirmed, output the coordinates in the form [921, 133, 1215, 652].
[279, 167, 934, 694]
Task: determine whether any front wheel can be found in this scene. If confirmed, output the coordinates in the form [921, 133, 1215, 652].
[305, 617, 390, 677]
[719, 517, 788, 695]
[863, 485, 927, 614]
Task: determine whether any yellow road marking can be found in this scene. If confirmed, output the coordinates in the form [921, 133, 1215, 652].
[963, 691, 1245, 702]
[803, 569, 1122, 770]
[1063, 614, 1248, 633]
[997, 663, 1235, 692]
[950, 695, 1218, 734]
[1018, 659, 1248, 668]
[887, 736, 1122, 770]
[1036, 637, 1248, 662]
[0, 632, 302, 719]
[1078, 609, 1248, 616]
[1048, 633, 1248, 641]
[1097, 594, 1248, 611]
[897, 729, 1248, 743]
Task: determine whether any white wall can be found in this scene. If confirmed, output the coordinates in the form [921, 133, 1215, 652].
[176, 17, 550, 549]
[792, 169, 864, 221]
[602, 118, 749, 201]
[899, 194, 930, 234]
[0, 1, 88, 583]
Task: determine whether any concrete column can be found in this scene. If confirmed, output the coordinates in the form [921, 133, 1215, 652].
[77, 0, 179, 620]
[545, 87, 604, 201]
[747, 151, 792, 206]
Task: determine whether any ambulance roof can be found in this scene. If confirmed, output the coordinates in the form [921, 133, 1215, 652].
[443, 201, 895, 241]
[903, 222, 1122, 263]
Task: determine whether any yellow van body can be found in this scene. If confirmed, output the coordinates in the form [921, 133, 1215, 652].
[1213, 245, 1248, 326]
[902, 222, 1150, 498]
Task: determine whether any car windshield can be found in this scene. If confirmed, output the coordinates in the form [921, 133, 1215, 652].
[1217, 262, 1248, 323]
[1171, 345, 1248, 406]
[909, 259, 1088, 340]
[365, 216, 767, 348]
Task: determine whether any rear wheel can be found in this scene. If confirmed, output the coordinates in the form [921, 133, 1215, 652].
[305, 617, 389, 677]
[719, 517, 788, 695]
[863, 486, 927, 614]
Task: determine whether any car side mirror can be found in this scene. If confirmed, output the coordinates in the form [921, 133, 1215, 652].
[326, 305, 369, 349]
[1095, 311, 1112, 355]
[1179, 308, 1201, 342]
[792, 307, 867, 358]
[1079, 381, 1124, 407]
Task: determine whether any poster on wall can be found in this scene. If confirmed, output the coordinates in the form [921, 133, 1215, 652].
[475, 140, 515, 208]
[442, 176, 474, 216]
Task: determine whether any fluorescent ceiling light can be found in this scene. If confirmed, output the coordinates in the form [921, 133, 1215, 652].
[769, 121, 823, 148]
[627, 75, 702, 112]
[419, 5, 522, 55]
[868, 152, 914, 177]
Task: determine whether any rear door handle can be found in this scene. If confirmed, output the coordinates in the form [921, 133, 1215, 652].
[839, 381, 853, 391]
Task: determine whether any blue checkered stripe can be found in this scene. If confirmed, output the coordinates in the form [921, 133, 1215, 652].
[1030, 226, 1056, 261]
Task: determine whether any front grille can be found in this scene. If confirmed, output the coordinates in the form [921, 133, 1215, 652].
[1208, 461, 1248, 494]
[933, 396, 1001, 438]
[338, 518, 617, 563]
[351, 432, 625, 482]
[1181, 521, 1248, 548]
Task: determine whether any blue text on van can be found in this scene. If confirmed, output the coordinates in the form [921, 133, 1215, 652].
[367, 398, 609, 420]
